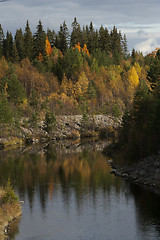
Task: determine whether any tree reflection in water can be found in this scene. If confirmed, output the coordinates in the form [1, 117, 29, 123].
[0, 142, 121, 212]
[0, 141, 160, 240]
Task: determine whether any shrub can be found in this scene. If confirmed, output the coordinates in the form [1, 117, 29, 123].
[2, 181, 18, 204]
[44, 111, 56, 133]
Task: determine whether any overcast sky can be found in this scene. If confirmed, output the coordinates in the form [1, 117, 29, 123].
[0, 0, 160, 54]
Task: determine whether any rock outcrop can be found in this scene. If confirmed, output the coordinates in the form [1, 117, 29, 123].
[109, 152, 160, 195]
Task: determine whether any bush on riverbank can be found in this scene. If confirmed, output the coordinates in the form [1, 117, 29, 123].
[1, 181, 18, 205]
[0, 183, 21, 240]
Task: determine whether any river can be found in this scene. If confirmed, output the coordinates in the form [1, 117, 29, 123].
[0, 140, 160, 240]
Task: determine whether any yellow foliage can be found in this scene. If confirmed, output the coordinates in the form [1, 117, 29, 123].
[61, 74, 74, 96]
[0, 56, 8, 79]
[134, 62, 142, 77]
[16, 58, 49, 97]
[60, 74, 68, 94]
[74, 72, 89, 98]
[128, 66, 139, 88]
[20, 98, 28, 110]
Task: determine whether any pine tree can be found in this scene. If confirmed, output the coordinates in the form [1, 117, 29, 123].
[15, 28, 25, 60]
[12, 42, 19, 62]
[87, 22, 96, 53]
[3, 31, 14, 62]
[33, 20, 46, 59]
[47, 28, 55, 48]
[71, 17, 82, 47]
[57, 21, 69, 53]
[110, 26, 122, 64]
[0, 24, 4, 59]
[122, 34, 128, 58]
[24, 20, 33, 60]
[99, 26, 111, 53]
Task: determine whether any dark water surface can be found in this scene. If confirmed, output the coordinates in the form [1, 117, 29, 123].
[0, 141, 160, 240]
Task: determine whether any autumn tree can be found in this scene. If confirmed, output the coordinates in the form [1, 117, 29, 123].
[47, 28, 55, 48]
[0, 56, 8, 80]
[45, 36, 52, 57]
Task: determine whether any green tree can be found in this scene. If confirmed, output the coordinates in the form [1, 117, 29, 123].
[0, 24, 4, 59]
[33, 20, 46, 58]
[71, 17, 82, 47]
[4, 72, 25, 104]
[12, 42, 19, 62]
[47, 28, 55, 48]
[99, 26, 111, 53]
[3, 31, 14, 62]
[24, 20, 33, 60]
[110, 26, 123, 64]
[0, 92, 13, 124]
[57, 21, 69, 53]
[15, 28, 25, 60]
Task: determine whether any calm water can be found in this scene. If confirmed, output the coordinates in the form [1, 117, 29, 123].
[0, 141, 160, 240]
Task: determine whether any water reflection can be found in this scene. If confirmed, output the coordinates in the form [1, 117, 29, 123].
[0, 141, 160, 240]
[0, 142, 121, 212]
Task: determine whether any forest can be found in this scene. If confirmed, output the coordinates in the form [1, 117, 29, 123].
[0, 18, 159, 160]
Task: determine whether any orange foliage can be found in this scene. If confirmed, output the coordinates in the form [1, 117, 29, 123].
[148, 48, 160, 58]
[45, 36, 52, 57]
[82, 44, 90, 56]
[38, 52, 43, 62]
[73, 42, 90, 56]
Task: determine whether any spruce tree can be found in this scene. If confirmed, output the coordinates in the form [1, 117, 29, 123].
[3, 31, 14, 62]
[57, 21, 69, 53]
[71, 17, 82, 47]
[15, 28, 25, 60]
[24, 20, 33, 60]
[12, 42, 19, 62]
[33, 20, 46, 59]
[110, 26, 122, 64]
[0, 24, 4, 59]
[99, 26, 111, 53]
[47, 28, 55, 48]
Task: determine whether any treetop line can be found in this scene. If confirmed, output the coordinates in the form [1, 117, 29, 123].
[0, 18, 128, 64]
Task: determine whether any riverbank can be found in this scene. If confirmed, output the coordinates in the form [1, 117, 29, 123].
[0, 115, 121, 150]
[109, 152, 160, 195]
[0, 188, 22, 240]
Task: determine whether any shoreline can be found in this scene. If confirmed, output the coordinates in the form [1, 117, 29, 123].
[0, 199, 22, 240]
[109, 152, 160, 196]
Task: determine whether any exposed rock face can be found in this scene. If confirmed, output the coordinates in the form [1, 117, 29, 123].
[20, 115, 122, 143]
[110, 153, 160, 195]
[0, 115, 121, 150]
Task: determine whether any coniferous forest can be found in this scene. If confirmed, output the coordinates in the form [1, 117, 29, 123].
[0, 18, 160, 160]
